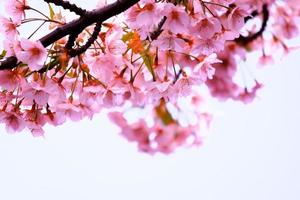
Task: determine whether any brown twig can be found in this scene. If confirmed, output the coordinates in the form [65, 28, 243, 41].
[44, 0, 87, 16]
[0, 0, 140, 70]
[235, 4, 269, 46]
[149, 16, 167, 41]
[68, 21, 102, 57]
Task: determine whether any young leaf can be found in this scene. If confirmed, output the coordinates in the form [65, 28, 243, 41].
[48, 3, 55, 20]
[142, 51, 156, 81]
[0, 50, 7, 60]
[121, 32, 134, 43]
[155, 99, 175, 125]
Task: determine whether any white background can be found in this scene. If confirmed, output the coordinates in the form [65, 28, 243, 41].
[1, 1, 300, 199]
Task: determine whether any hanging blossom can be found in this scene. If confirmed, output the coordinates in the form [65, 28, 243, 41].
[5, 0, 28, 23]
[0, 0, 299, 154]
[14, 39, 48, 71]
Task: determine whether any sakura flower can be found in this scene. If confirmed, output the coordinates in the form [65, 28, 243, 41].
[109, 93, 211, 154]
[192, 38, 224, 56]
[205, 47, 240, 100]
[125, 2, 161, 39]
[135, 3, 160, 28]
[79, 85, 105, 113]
[152, 31, 187, 52]
[5, 0, 28, 23]
[234, 82, 263, 103]
[125, 4, 140, 28]
[164, 4, 190, 34]
[0, 109, 25, 133]
[0, 70, 23, 91]
[29, 126, 45, 137]
[258, 54, 274, 66]
[193, 53, 220, 81]
[105, 25, 127, 55]
[123, 119, 150, 144]
[0, 91, 14, 105]
[287, 0, 300, 10]
[235, 0, 270, 11]
[120, 82, 146, 107]
[109, 112, 152, 153]
[102, 89, 124, 108]
[194, 17, 222, 39]
[200, 64, 216, 80]
[87, 52, 123, 84]
[3, 38, 17, 57]
[145, 80, 173, 102]
[152, 124, 202, 154]
[171, 75, 193, 98]
[45, 109, 65, 126]
[22, 77, 63, 106]
[24, 108, 46, 137]
[227, 6, 249, 31]
[275, 18, 299, 39]
[0, 0, 298, 155]
[206, 77, 241, 101]
[15, 38, 47, 71]
[54, 101, 83, 122]
[0, 16, 18, 39]
[152, 125, 177, 154]
[108, 111, 127, 128]
[22, 84, 50, 106]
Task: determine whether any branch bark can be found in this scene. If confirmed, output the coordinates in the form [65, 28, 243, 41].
[44, 0, 87, 16]
[235, 4, 269, 46]
[0, 0, 140, 70]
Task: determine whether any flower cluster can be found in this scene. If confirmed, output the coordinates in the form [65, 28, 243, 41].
[0, 0, 299, 154]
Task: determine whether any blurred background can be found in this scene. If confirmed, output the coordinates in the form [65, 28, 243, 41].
[0, 1, 300, 199]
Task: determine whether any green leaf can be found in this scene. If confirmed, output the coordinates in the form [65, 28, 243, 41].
[155, 100, 175, 125]
[141, 51, 156, 81]
[121, 32, 134, 43]
[0, 50, 7, 60]
[161, 110, 174, 125]
[48, 3, 55, 20]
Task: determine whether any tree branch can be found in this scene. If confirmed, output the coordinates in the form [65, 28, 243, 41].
[0, 0, 140, 70]
[235, 4, 269, 46]
[149, 16, 167, 41]
[44, 0, 87, 16]
[68, 21, 102, 57]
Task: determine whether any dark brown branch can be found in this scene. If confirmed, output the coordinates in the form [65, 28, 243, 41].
[44, 0, 87, 16]
[0, 57, 18, 70]
[68, 21, 102, 57]
[0, 0, 140, 70]
[65, 31, 81, 49]
[244, 10, 259, 22]
[149, 16, 167, 41]
[235, 4, 269, 46]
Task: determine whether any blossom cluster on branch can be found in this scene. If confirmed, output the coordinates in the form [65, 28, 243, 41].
[0, 0, 299, 154]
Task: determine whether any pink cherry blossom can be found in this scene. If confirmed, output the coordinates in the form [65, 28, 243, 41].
[0, 69, 23, 91]
[194, 17, 222, 39]
[258, 54, 274, 66]
[0, 16, 18, 39]
[24, 108, 46, 136]
[0, 0, 299, 154]
[5, 0, 28, 23]
[0, 107, 25, 133]
[22, 82, 50, 106]
[15, 39, 47, 71]
[164, 4, 190, 34]
[227, 6, 249, 31]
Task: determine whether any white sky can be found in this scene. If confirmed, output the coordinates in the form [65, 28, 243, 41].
[0, 1, 300, 199]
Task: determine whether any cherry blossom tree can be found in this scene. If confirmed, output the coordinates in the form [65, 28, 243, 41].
[0, 0, 299, 154]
